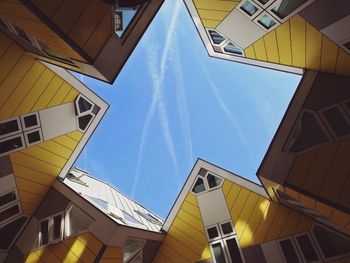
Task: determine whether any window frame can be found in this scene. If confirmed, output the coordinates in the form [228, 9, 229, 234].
[252, 0, 276, 8]
[206, 224, 221, 242]
[277, 237, 303, 263]
[266, 0, 316, 23]
[206, 28, 227, 47]
[210, 239, 230, 263]
[38, 211, 64, 248]
[0, 133, 25, 157]
[219, 220, 236, 238]
[0, 189, 19, 211]
[0, 202, 22, 228]
[318, 103, 350, 141]
[341, 38, 350, 55]
[24, 128, 43, 147]
[0, 117, 22, 140]
[253, 10, 280, 32]
[310, 223, 350, 262]
[221, 40, 245, 57]
[191, 171, 224, 195]
[237, 0, 263, 19]
[20, 112, 40, 131]
[223, 236, 245, 263]
[284, 109, 333, 155]
[293, 232, 322, 263]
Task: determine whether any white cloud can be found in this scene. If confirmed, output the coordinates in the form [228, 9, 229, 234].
[131, 0, 182, 197]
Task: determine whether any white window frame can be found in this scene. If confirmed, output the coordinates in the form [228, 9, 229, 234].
[222, 236, 246, 263]
[64, 203, 93, 239]
[206, 28, 227, 47]
[39, 212, 64, 247]
[293, 232, 322, 263]
[0, 117, 22, 140]
[221, 40, 245, 57]
[319, 104, 350, 141]
[0, 202, 22, 228]
[24, 128, 43, 147]
[191, 171, 224, 195]
[0, 189, 19, 211]
[266, 0, 316, 23]
[219, 220, 236, 238]
[0, 133, 25, 157]
[252, 0, 276, 9]
[237, 0, 263, 19]
[311, 223, 350, 262]
[75, 94, 95, 117]
[77, 113, 95, 133]
[253, 11, 280, 32]
[210, 239, 231, 263]
[206, 224, 221, 242]
[20, 112, 40, 131]
[284, 109, 333, 155]
[277, 237, 303, 263]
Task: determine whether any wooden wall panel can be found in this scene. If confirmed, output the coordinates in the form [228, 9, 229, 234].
[25, 232, 102, 263]
[193, 0, 239, 28]
[100, 246, 122, 263]
[153, 193, 212, 263]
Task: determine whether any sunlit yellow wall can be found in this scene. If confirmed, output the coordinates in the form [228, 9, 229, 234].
[222, 180, 313, 248]
[0, 32, 83, 216]
[193, 0, 240, 28]
[244, 15, 350, 77]
[287, 137, 350, 216]
[100, 246, 122, 263]
[25, 232, 103, 263]
[153, 193, 212, 263]
[0, 0, 85, 62]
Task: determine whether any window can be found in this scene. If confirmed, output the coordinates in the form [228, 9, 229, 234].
[208, 30, 225, 45]
[65, 204, 93, 238]
[0, 134, 25, 157]
[39, 212, 63, 247]
[114, 5, 141, 37]
[36, 40, 75, 66]
[123, 238, 145, 262]
[223, 42, 243, 56]
[279, 238, 301, 263]
[269, 0, 308, 20]
[21, 112, 40, 131]
[75, 95, 96, 132]
[0, 216, 27, 251]
[0, 191, 17, 209]
[256, 13, 277, 30]
[0, 117, 21, 139]
[294, 233, 320, 262]
[240, 0, 260, 17]
[207, 225, 220, 241]
[24, 129, 43, 147]
[321, 105, 350, 139]
[191, 171, 223, 195]
[0, 204, 21, 226]
[211, 240, 227, 263]
[134, 210, 162, 225]
[311, 224, 350, 260]
[285, 110, 331, 154]
[225, 238, 244, 263]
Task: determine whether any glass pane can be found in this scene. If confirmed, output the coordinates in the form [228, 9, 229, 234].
[211, 243, 227, 263]
[0, 216, 26, 250]
[23, 114, 38, 128]
[240, 1, 259, 16]
[198, 168, 207, 177]
[279, 239, 300, 263]
[226, 238, 243, 263]
[122, 210, 142, 225]
[258, 14, 276, 29]
[295, 234, 319, 262]
[287, 111, 330, 153]
[206, 174, 222, 189]
[27, 130, 41, 144]
[322, 107, 350, 137]
[192, 178, 206, 193]
[256, 0, 270, 4]
[53, 214, 62, 240]
[65, 205, 93, 238]
[207, 227, 219, 239]
[40, 220, 49, 246]
[114, 5, 140, 37]
[0, 191, 16, 207]
[0, 204, 19, 223]
[78, 114, 93, 131]
[123, 238, 145, 262]
[0, 136, 23, 155]
[78, 97, 93, 114]
[272, 0, 307, 19]
[313, 225, 350, 258]
[0, 120, 19, 136]
[208, 30, 225, 45]
[221, 222, 234, 235]
[223, 42, 243, 55]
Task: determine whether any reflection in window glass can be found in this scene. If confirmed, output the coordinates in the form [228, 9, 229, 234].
[258, 14, 276, 29]
[123, 238, 145, 262]
[65, 205, 93, 238]
[223, 42, 243, 55]
[207, 226, 219, 240]
[312, 225, 350, 259]
[208, 30, 225, 45]
[295, 234, 319, 262]
[279, 239, 300, 263]
[192, 177, 206, 194]
[221, 222, 234, 235]
[322, 107, 350, 138]
[211, 243, 227, 263]
[271, 0, 307, 19]
[40, 220, 49, 246]
[53, 214, 62, 240]
[0, 216, 26, 250]
[207, 174, 222, 189]
[226, 238, 243, 263]
[115, 6, 140, 37]
[287, 111, 330, 153]
[240, 0, 259, 16]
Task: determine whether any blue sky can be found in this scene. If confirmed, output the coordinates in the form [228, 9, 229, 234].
[75, 0, 301, 218]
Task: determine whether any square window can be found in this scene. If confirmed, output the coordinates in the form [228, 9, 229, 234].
[207, 226, 219, 240]
[24, 129, 42, 147]
[240, 0, 260, 16]
[21, 112, 40, 131]
[0, 117, 21, 139]
[221, 222, 234, 235]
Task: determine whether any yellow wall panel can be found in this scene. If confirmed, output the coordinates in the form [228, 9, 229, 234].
[0, 61, 45, 119]
[264, 205, 289, 241]
[63, 237, 96, 263]
[202, 19, 220, 28]
[77, 232, 102, 256]
[320, 36, 339, 73]
[315, 201, 333, 218]
[15, 177, 49, 197]
[0, 1, 39, 20]
[193, 0, 238, 11]
[20, 146, 67, 168]
[222, 179, 233, 197]
[21, 203, 37, 215]
[39, 140, 73, 160]
[276, 21, 292, 65]
[279, 209, 300, 237]
[13, 68, 55, 116]
[287, 150, 316, 188]
[66, 130, 84, 141]
[62, 88, 79, 104]
[102, 246, 122, 259]
[244, 45, 256, 59]
[225, 182, 241, 211]
[253, 38, 267, 61]
[47, 82, 73, 108]
[197, 9, 228, 22]
[263, 31, 279, 64]
[12, 163, 57, 186]
[25, 251, 44, 263]
[305, 22, 322, 70]
[336, 49, 350, 76]
[31, 0, 64, 18]
[330, 209, 350, 228]
[230, 187, 250, 222]
[290, 15, 306, 68]
[34, 247, 61, 263]
[295, 214, 312, 233]
[53, 134, 79, 151]
[153, 251, 173, 263]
